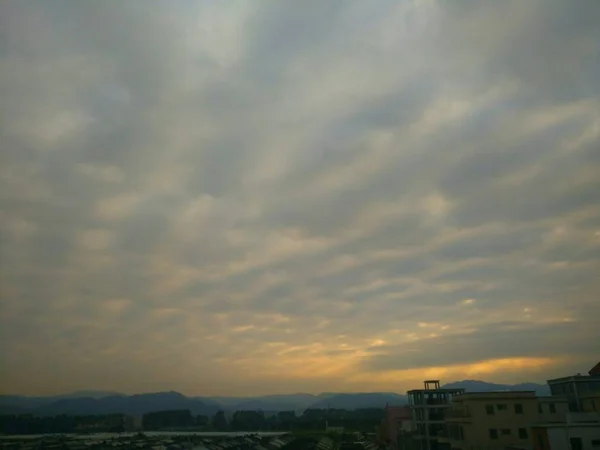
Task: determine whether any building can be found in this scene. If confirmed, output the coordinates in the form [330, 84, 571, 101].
[407, 380, 465, 450]
[439, 391, 569, 450]
[589, 362, 600, 377]
[380, 405, 412, 449]
[531, 412, 600, 450]
[547, 362, 600, 412]
[581, 393, 600, 413]
[538, 396, 571, 422]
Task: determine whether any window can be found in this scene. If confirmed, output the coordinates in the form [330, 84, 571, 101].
[514, 403, 524, 414]
[489, 429, 498, 440]
[549, 403, 556, 413]
[497, 404, 507, 411]
[570, 438, 583, 450]
[501, 429, 511, 436]
[538, 404, 543, 414]
[592, 399, 597, 411]
[519, 428, 528, 439]
[591, 440, 600, 448]
[486, 404, 494, 415]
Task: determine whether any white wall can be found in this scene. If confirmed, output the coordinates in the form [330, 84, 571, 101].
[547, 426, 600, 450]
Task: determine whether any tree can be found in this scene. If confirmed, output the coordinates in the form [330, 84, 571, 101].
[142, 410, 193, 430]
[196, 414, 209, 427]
[213, 410, 228, 431]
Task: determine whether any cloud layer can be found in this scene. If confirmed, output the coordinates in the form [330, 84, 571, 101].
[1, 0, 599, 396]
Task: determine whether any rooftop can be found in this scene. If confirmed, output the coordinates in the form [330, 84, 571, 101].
[407, 388, 465, 394]
[452, 391, 537, 401]
[537, 395, 568, 402]
[547, 373, 600, 383]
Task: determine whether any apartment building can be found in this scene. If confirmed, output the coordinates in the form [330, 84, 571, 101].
[581, 393, 600, 413]
[438, 391, 569, 450]
[537, 397, 570, 423]
[380, 405, 412, 450]
[407, 380, 465, 450]
[547, 362, 600, 412]
[531, 412, 600, 450]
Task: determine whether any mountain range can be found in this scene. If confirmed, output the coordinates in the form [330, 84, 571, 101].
[0, 380, 550, 417]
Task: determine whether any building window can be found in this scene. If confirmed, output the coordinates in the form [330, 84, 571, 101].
[501, 429, 511, 436]
[592, 400, 596, 411]
[489, 429, 498, 440]
[570, 438, 583, 450]
[591, 440, 600, 448]
[497, 404, 507, 411]
[519, 428, 528, 439]
[549, 403, 556, 413]
[515, 403, 523, 414]
[538, 404, 543, 414]
[486, 405, 494, 415]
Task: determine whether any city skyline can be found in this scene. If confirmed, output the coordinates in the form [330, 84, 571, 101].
[1, 0, 599, 397]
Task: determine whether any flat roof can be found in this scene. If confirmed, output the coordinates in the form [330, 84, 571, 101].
[547, 374, 600, 383]
[407, 388, 465, 394]
[452, 391, 537, 400]
[538, 396, 568, 402]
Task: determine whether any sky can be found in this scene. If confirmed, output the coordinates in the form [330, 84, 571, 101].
[1, 0, 599, 397]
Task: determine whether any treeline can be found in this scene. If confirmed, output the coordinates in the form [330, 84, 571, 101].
[144, 408, 385, 432]
[142, 410, 195, 430]
[0, 408, 386, 435]
[0, 414, 126, 434]
[141, 409, 298, 432]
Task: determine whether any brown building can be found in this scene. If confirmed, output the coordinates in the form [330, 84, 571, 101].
[439, 391, 569, 450]
[380, 405, 412, 449]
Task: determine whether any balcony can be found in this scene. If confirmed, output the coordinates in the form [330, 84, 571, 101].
[436, 430, 463, 442]
[566, 412, 600, 424]
[444, 410, 471, 421]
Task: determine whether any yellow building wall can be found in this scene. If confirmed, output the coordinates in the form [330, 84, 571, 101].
[443, 396, 569, 450]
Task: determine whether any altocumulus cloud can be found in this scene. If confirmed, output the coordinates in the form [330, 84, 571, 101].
[0, 0, 599, 396]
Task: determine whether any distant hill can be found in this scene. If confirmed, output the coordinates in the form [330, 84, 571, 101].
[0, 403, 29, 415]
[218, 394, 319, 412]
[0, 380, 553, 416]
[307, 393, 408, 410]
[1, 392, 219, 417]
[0, 395, 57, 411]
[442, 380, 550, 396]
[55, 391, 123, 399]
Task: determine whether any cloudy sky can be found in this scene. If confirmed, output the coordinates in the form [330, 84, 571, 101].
[1, 0, 599, 397]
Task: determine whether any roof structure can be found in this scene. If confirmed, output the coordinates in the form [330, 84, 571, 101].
[589, 360, 600, 376]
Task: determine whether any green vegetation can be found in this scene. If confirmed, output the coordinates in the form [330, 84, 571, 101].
[0, 414, 126, 434]
[0, 407, 385, 435]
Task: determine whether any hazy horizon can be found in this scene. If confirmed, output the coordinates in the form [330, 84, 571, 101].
[0, 378, 555, 398]
[1, 0, 599, 397]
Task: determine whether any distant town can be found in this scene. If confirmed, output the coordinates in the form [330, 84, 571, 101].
[1, 362, 598, 450]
